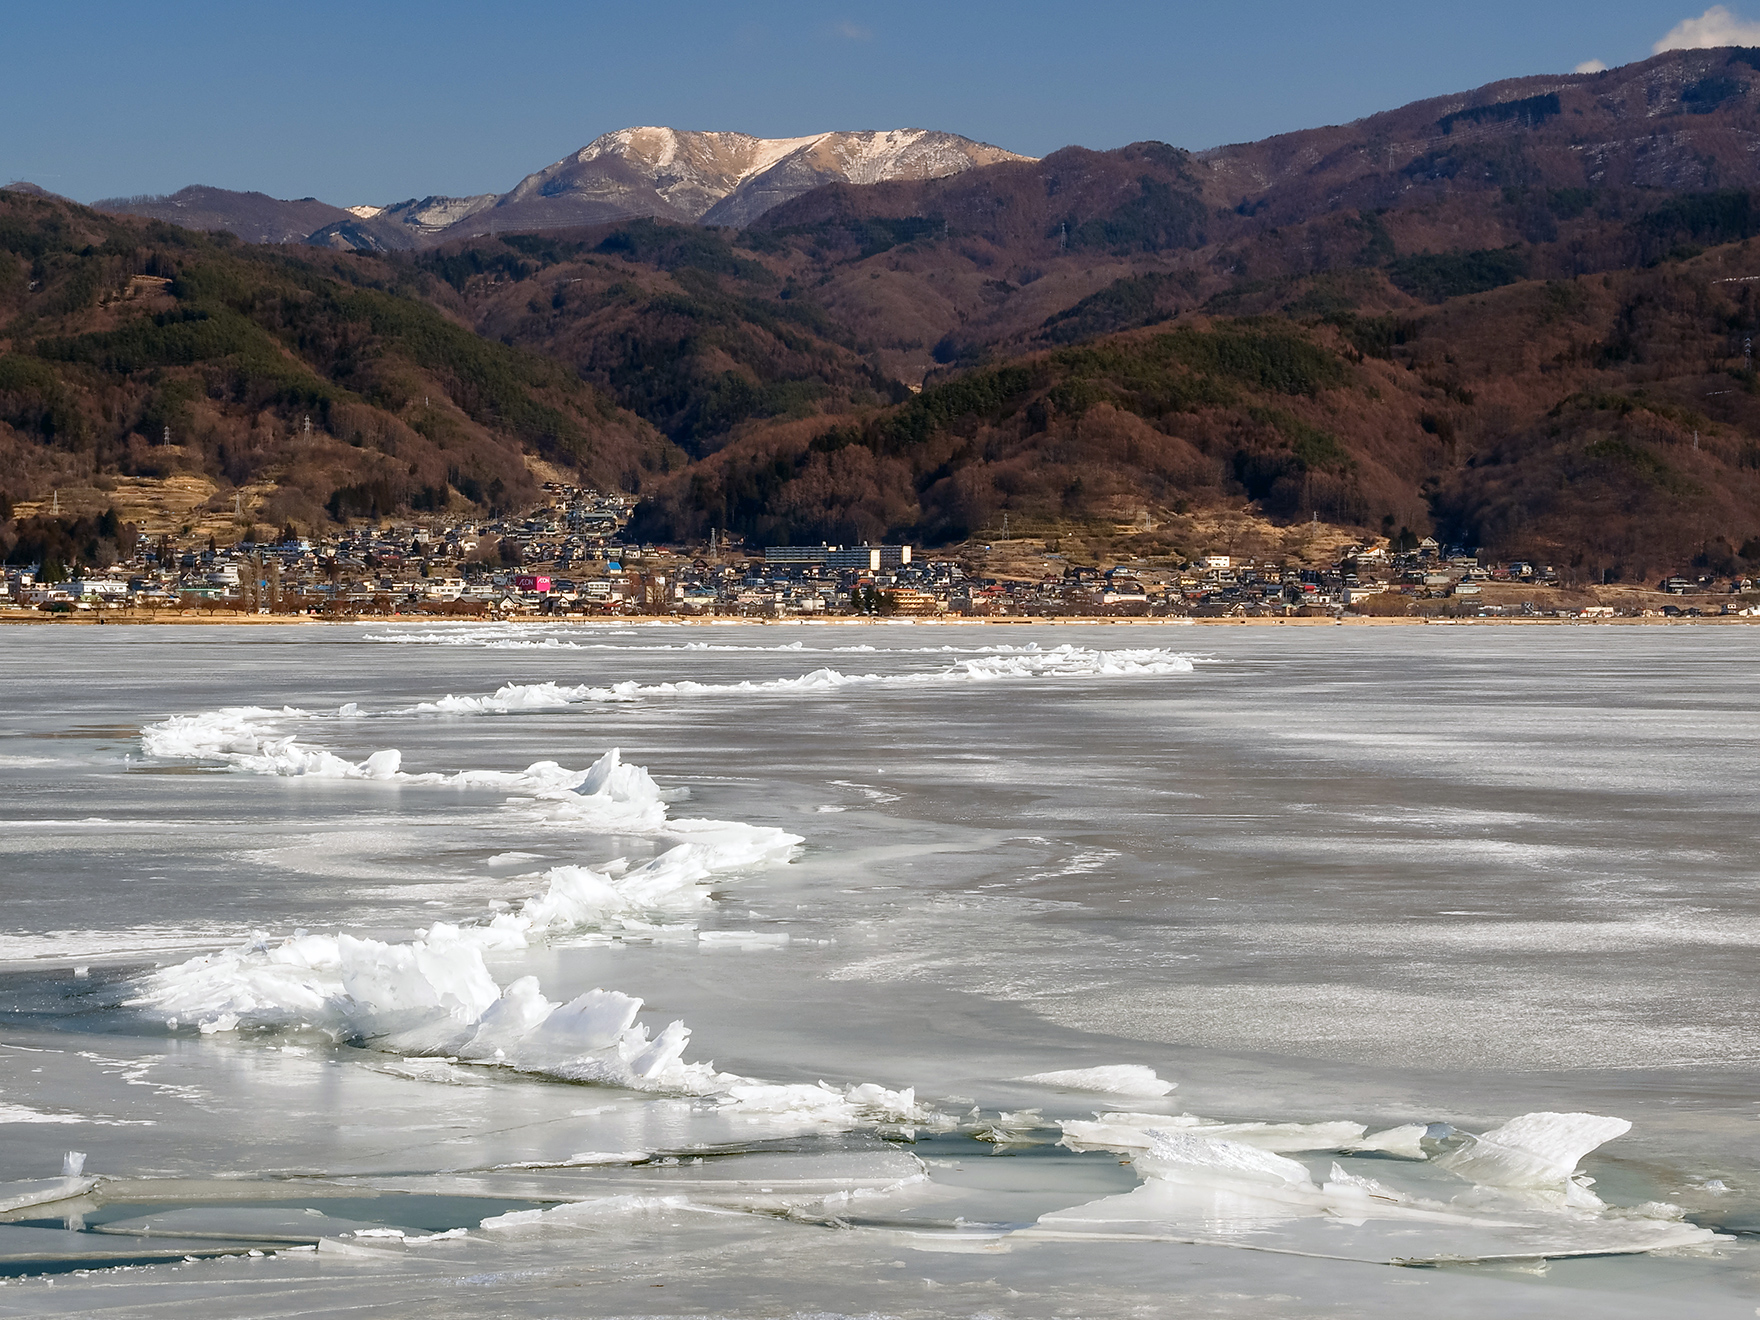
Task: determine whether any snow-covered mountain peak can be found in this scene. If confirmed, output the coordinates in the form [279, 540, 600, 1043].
[511, 126, 1033, 226]
[296, 125, 1033, 250]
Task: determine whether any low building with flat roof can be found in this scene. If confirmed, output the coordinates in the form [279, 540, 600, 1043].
[765, 544, 912, 571]
[827, 545, 912, 571]
[763, 545, 833, 564]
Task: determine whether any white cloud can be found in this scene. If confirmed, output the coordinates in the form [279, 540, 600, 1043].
[1655, 5, 1760, 53]
[1575, 58, 1609, 72]
[834, 19, 873, 40]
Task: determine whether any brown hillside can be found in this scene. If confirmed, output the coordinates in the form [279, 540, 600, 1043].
[624, 239, 1760, 584]
[1202, 48, 1760, 219]
[0, 194, 673, 535]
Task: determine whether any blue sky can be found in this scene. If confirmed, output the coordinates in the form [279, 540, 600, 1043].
[2, 2, 1752, 205]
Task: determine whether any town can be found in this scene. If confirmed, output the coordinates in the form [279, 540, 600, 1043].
[4, 484, 1758, 622]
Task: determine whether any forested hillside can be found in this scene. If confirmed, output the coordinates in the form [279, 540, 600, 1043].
[0, 193, 672, 532]
[621, 247, 1760, 583]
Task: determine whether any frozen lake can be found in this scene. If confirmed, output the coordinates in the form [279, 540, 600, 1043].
[0, 620, 1754, 1317]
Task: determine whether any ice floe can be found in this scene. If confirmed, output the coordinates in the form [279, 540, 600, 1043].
[1017, 1065, 1175, 1097]
[0, 1171, 99, 1213]
[1030, 1112, 1719, 1263]
[474, 1148, 931, 1226]
[716, 1081, 943, 1129]
[1060, 1111, 1372, 1155]
[1435, 1111, 1633, 1208]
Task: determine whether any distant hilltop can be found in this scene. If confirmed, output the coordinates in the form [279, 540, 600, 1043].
[93, 128, 1033, 250]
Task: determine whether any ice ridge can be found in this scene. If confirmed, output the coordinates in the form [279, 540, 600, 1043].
[405, 644, 1197, 715]
[140, 710, 799, 861]
[365, 627, 1186, 660]
[130, 719, 938, 1129]
[1039, 1110, 1717, 1258]
[127, 924, 936, 1125]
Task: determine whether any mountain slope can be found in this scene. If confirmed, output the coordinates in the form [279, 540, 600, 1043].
[0, 182, 64, 199]
[0, 193, 674, 529]
[397, 221, 908, 460]
[623, 235, 1760, 581]
[1200, 46, 1760, 221]
[754, 49, 1760, 275]
[307, 194, 501, 252]
[94, 185, 355, 245]
[695, 47, 1760, 387]
[700, 129, 1032, 227]
[115, 127, 1033, 252]
[407, 127, 1033, 248]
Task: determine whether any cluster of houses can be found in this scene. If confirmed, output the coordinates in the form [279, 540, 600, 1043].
[4, 488, 1755, 619]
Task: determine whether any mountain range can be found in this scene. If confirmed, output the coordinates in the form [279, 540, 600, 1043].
[92, 128, 1030, 250]
[13, 44, 1760, 582]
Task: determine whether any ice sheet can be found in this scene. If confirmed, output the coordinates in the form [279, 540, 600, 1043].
[5, 623, 1757, 1317]
[1031, 1128, 1719, 1263]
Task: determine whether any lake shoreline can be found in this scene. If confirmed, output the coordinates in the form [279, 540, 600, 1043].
[2, 610, 1752, 628]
